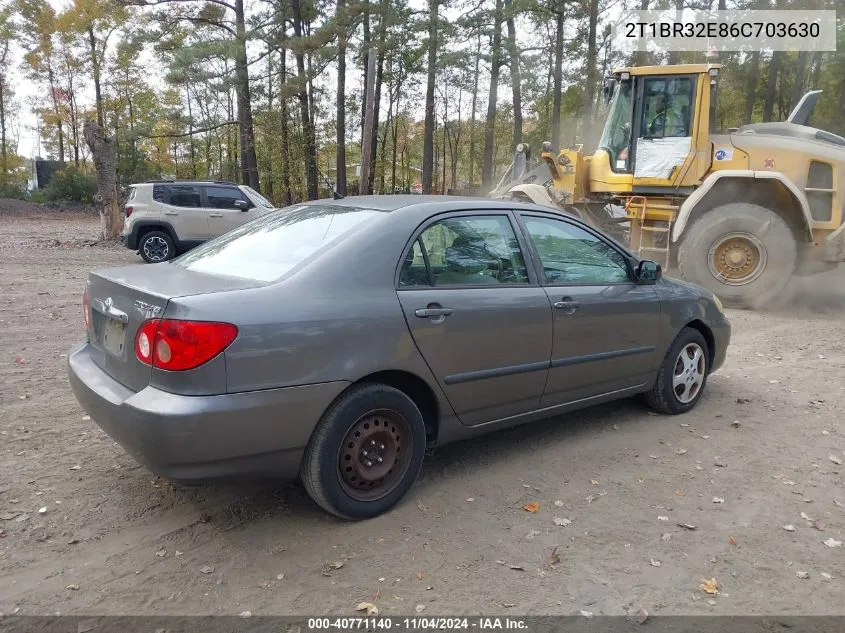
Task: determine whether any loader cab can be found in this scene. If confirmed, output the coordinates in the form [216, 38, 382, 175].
[594, 64, 719, 191]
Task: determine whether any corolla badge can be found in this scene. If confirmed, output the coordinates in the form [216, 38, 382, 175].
[134, 300, 163, 318]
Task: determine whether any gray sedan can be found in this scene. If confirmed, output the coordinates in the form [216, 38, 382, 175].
[68, 195, 730, 520]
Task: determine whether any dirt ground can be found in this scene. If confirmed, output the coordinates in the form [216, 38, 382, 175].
[2, 208, 845, 618]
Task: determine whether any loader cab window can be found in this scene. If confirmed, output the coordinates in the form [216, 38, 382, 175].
[598, 79, 634, 173]
[640, 77, 694, 139]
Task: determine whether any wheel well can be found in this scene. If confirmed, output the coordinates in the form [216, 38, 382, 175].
[685, 177, 811, 243]
[685, 319, 715, 369]
[137, 224, 176, 245]
[356, 370, 440, 450]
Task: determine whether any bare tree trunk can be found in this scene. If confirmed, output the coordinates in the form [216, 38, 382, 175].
[504, 0, 521, 149]
[280, 47, 292, 205]
[47, 65, 65, 163]
[469, 20, 481, 185]
[422, 0, 438, 193]
[790, 51, 810, 111]
[744, 52, 760, 124]
[580, 0, 599, 145]
[83, 119, 121, 240]
[667, 0, 683, 65]
[763, 52, 782, 122]
[336, 0, 347, 196]
[809, 52, 824, 90]
[0, 71, 6, 182]
[87, 28, 105, 128]
[368, 0, 389, 193]
[481, 0, 503, 190]
[551, 7, 564, 149]
[234, 0, 260, 190]
[292, 0, 319, 199]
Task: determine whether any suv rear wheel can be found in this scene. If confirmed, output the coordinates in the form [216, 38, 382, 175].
[139, 230, 175, 263]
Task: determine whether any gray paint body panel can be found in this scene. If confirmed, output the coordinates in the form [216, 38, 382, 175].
[69, 195, 731, 484]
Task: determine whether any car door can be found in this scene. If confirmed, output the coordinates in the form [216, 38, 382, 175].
[396, 211, 553, 426]
[516, 212, 662, 408]
[204, 185, 260, 236]
[160, 184, 210, 241]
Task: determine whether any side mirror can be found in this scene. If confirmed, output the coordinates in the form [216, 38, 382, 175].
[636, 260, 661, 284]
[234, 199, 250, 211]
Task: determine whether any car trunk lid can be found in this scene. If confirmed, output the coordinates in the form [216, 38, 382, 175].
[85, 263, 262, 392]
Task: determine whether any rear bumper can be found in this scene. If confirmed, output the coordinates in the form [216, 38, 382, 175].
[67, 343, 349, 483]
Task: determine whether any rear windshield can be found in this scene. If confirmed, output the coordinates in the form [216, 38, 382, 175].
[171, 204, 381, 282]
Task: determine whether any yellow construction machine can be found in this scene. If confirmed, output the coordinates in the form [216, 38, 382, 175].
[494, 63, 845, 308]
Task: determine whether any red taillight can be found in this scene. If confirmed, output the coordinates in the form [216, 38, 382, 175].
[125, 206, 133, 217]
[82, 287, 91, 330]
[134, 319, 238, 371]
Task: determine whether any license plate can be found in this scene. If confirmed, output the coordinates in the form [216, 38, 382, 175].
[102, 318, 126, 356]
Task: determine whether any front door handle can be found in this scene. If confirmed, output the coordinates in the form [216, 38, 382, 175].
[553, 297, 580, 315]
[209, 213, 223, 218]
[415, 307, 454, 318]
[164, 211, 178, 216]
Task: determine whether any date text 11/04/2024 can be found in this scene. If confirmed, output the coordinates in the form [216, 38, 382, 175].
[306, 617, 528, 630]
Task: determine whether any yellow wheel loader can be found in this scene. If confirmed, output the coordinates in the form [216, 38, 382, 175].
[494, 63, 845, 308]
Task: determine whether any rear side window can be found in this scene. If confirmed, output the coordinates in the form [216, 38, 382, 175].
[168, 185, 201, 208]
[172, 205, 382, 282]
[205, 186, 248, 210]
[153, 185, 166, 202]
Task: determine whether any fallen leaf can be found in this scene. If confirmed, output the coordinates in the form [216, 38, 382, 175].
[632, 607, 648, 624]
[522, 502, 540, 513]
[658, 515, 669, 521]
[66, 584, 79, 591]
[797, 571, 810, 579]
[678, 523, 697, 530]
[526, 529, 540, 540]
[585, 495, 595, 503]
[650, 559, 662, 567]
[649, 455, 660, 459]
[731, 421, 741, 429]
[199, 565, 214, 574]
[829, 455, 843, 465]
[70, 466, 81, 471]
[82, 415, 90, 421]
[155, 549, 166, 557]
[699, 578, 719, 595]
[821, 572, 833, 580]
[276, 574, 285, 580]
[239, 611, 252, 618]
[714, 458, 727, 467]
[823, 538, 842, 548]
[661, 533, 672, 542]
[355, 602, 379, 615]
[416, 571, 424, 580]
[415, 604, 426, 614]
[38, 507, 47, 514]
[728, 536, 737, 546]
[554, 500, 564, 507]
[680, 423, 690, 427]
[800, 512, 814, 522]
[768, 380, 780, 384]
[591, 479, 600, 485]
[502, 603, 517, 608]
[700, 435, 711, 440]
[465, 497, 475, 502]
[675, 490, 686, 497]
[675, 449, 688, 455]
[713, 497, 725, 504]
[549, 546, 561, 565]
[579, 610, 594, 618]
[835, 500, 844, 508]
[814, 520, 825, 531]
[783, 524, 796, 532]
[508, 564, 525, 571]
[554, 517, 572, 527]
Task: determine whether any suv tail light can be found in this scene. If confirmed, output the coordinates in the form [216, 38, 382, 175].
[82, 287, 91, 330]
[125, 206, 133, 217]
[134, 319, 238, 371]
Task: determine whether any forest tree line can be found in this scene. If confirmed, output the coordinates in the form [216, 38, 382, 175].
[0, 0, 843, 205]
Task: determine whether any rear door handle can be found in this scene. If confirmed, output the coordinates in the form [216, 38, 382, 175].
[415, 307, 454, 318]
[164, 211, 178, 216]
[553, 297, 580, 315]
[209, 213, 223, 218]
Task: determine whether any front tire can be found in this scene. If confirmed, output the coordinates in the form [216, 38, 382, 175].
[139, 230, 175, 263]
[300, 383, 427, 520]
[676, 203, 797, 309]
[646, 327, 709, 415]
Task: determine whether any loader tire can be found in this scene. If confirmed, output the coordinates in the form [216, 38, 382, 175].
[676, 203, 797, 309]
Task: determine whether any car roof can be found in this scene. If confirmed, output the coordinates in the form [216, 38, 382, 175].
[136, 180, 243, 187]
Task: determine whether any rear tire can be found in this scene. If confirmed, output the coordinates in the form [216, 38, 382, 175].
[676, 203, 797, 308]
[646, 327, 710, 415]
[139, 230, 175, 263]
[300, 383, 427, 520]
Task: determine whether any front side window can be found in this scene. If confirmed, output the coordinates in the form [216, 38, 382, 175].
[598, 79, 634, 171]
[641, 76, 694, 139]
[172, 204, 381, 282]
[205, 186, 248, 210]
[401, 215, 529, 287]
[522, 216, 630, 285]
[167, 185, 202, 208]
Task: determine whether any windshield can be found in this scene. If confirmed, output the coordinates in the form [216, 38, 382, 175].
[598, 79, 633, 172]
[171, 204, 382, 282]
[241, 185, 275, 209]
